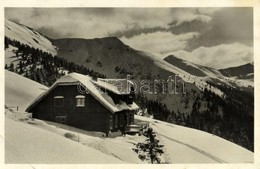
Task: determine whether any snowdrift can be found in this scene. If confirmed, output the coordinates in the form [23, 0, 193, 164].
[5, 70, 48, 112]
[5, 117, 123, 164]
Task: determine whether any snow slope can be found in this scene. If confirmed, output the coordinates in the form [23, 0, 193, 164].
[5, 116, 254, 164]
[5, 70, 48, 112]
[5, 113, 253, 164]
[5, 19, 57, 55]
[135, 115, 253, 163]
[139, 51, 225, 97]
[163, 55, 254, 88]
[5, 117, 123, 164]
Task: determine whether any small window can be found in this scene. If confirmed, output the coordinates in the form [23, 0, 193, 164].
[76, 95, 85, 107]
[54, 96, 64, 107]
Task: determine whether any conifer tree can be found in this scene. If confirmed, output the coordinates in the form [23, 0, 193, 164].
[134, 127, 164, 164]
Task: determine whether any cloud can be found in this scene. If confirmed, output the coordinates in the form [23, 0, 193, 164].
[186, 7, 253, 51]
[197, 8, 222, 15]
[167, 43, 253, 69]
[120, 31, 199, 56]
[5, 8, 218, 39]
[172, 10, 211, 26]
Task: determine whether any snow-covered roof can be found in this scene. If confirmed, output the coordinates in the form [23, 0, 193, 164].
[26, 73, 139, 113]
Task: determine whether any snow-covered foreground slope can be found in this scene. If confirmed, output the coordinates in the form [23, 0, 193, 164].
[5, 117, 124, 164]
[135, 115, 253, 163]
[5, 113, 253, 164]
[5, 19, 57, 55]
[5, 70, 48, 112]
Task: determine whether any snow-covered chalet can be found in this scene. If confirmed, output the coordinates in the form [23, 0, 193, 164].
[26, 73, 139, 135]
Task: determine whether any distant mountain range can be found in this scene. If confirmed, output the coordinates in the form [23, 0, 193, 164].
[164, 54, 253, 81]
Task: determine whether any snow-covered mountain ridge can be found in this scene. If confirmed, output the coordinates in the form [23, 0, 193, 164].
[5, 19, 57, 55]
[164, 55, 254, 89]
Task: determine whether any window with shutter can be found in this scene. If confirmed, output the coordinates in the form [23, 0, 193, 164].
[75, 95, 85, 107]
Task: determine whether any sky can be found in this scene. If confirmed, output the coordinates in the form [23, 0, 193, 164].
[5, 8, 253, 69]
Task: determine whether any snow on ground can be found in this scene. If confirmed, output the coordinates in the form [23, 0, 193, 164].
[5, 70, 48, 112]
[4, 112, 144, 164]
[228, 77, 254, 88]
[4, 112, 254, 164]
[25, 119, 144, 164]
[5, 19, 57, 55]
[135, 115, 253, 163]
[5, 117, 123, 164]
[5, 113, 145, 164]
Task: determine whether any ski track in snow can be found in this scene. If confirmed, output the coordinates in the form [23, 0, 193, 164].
[154, 131, 172, 164]
[157, 132, 226, 163]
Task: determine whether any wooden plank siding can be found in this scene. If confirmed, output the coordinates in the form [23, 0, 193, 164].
[30, 84, 111, 134]
[30, 84, 136, 135]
